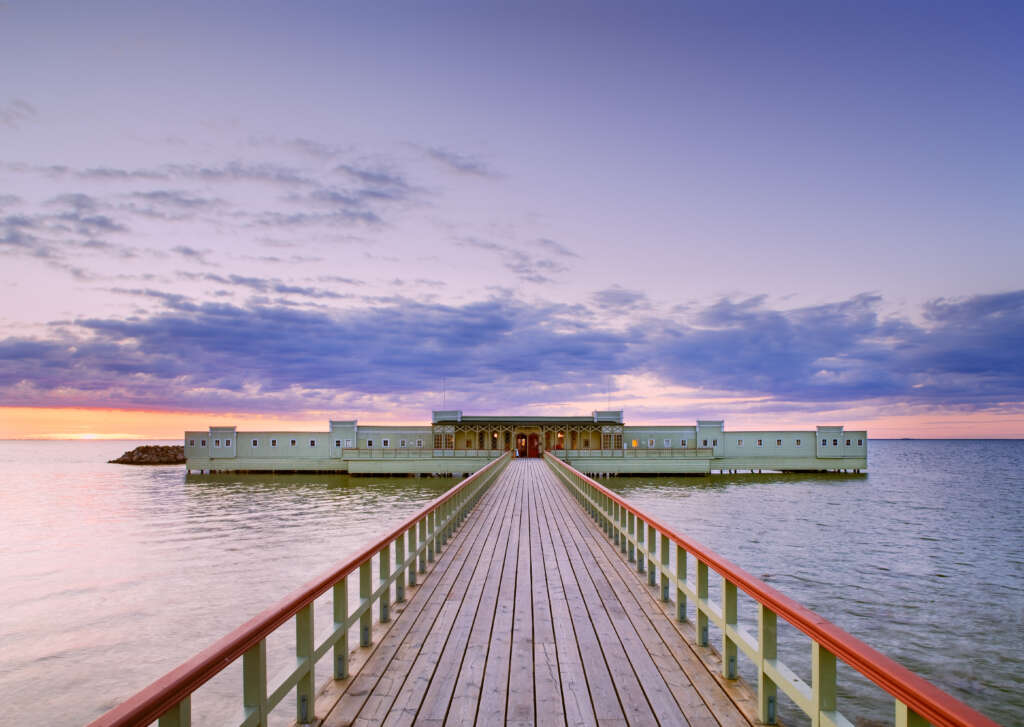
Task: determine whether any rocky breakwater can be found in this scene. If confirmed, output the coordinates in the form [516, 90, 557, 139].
[109, 445, 186, 465]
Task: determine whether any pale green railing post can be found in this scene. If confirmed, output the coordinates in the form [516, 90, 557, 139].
[722, 578, 738, 678]
[296, 603, 314, 725]
[242, 638, 268, 726]
[395, 531, 406, 603]
[407, 525, 417, 587]
[675, 544, 687, 621]
[418, 517, 427, 572]
[427, 510, 436, 562]
[812, 642, 837, 727]
[696, 561, 709, 646]
[380, 542, 391, 623]
[333, 576, 349, 679]
[620, 506, 628, 555]
[660, 533, 670, 602]
[359, 559, 372, 646]
[758, 604, 778, 723]
[636, 517, 646, 574]
[627, 511, 636, 563]
[612, 502, 621, 547]
[647, 523, 657, 586]
[895, 701, 929, 727]
[158, 696, 190, 727]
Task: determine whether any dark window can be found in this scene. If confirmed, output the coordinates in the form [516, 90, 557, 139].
[225, 439, 231, 447]
[858, 439, 863, 446]
[822, 439, 827, 446]
[201, 439, 206, 446]
[335, 439, 341, 448]
[777, 439, 782, 447]
[290, 439, 297, 446]
[188, 439, 195, 447]
[252, 439, 258, 447]
[310, 439, 316, 447]
[833, 439, 838, 447]
[271, 439, 277, 447]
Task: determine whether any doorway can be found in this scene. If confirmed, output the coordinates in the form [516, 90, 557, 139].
[527, 433, 540, 458]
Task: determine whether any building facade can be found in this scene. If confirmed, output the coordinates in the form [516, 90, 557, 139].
[184, 411, 867, 475]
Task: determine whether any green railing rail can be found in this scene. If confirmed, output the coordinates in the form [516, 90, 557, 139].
[544, 452, 998, 727]
[88, 452, 511, 727]
[549, 447, 715, 458]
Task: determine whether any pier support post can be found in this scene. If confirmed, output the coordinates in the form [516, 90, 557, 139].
[758, 604, 778, 723]
[333, 577, 348, 679]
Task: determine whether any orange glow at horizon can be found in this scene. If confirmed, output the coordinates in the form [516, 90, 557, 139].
[1, 404, 1022, 440]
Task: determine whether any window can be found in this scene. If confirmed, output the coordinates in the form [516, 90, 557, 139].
[858, 439, 863, 446]
[466, 438, 472, 448]
[822, 439, 827, 446]
[648, 438, 655, 448]
[225, 439, 231, 447]
[846, 439, 851, 446]
[415, 439, 422, 448]
[214, 439, 221, 447]
[777, 439, 782, 447]
[271, 439, 277, 447]
[367, 439, 374, 448]
[189, 439, 195, 447]
[383, 439, 390, 448]
[400, 439, 407, 448]
[444, 433, 454, 449]
[335, 440, 341, 448]
[252, 439, 259, 447]
[702, 439, 708, 447]
[613, 434, 622, 449]
[310, 439, 316, 447]
[434, 434, 443, 449]
[582, 438, 590, 448]
[291, 439, 297, 447]
[201, 439, 206, 447]
[757, 439, 763, 447]
[737, 439, 743, 447]
[663, 438, 671, 448]
[680, 439, 686, 447]
[833, 439, 838, 447]
[631, 439, 638, 448]
[345, 439, 353, 448]
[713, 439, 718, 447]
[795, 439, 802, 447]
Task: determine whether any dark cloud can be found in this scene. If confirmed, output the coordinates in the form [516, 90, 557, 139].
[426, 147, 494, 177]
[456, 238, 569, 284]
[175, 272, 353, 300]
[2, 291, 1022, 415]
[536, 238, 580, 258]
[591, 285, 650, 311]
[0, 98, 38, 128]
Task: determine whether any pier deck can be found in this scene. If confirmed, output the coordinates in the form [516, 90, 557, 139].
[319, 459, 750, 727]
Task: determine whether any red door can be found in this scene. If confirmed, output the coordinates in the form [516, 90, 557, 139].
[528, 433, 540, 458]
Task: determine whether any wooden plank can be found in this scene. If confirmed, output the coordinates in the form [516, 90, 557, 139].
[445, 469, 527, 725]
[533, 466, 658, 726]
[321, 477, 513, 727]
[528, 464, 567, 727]
[475, 460, 527, 724]
[546, 465, 753, 727]
[390, 462, 522, 726]
[507, 464, 536, 727]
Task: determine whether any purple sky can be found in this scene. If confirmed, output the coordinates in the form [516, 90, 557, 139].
[1, 1, 1023, 432]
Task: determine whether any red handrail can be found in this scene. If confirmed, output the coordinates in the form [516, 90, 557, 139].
[545, 453, 998, 727]
[89, 452, 510, 727]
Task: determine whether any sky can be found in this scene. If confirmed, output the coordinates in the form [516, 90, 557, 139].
[1, 1, 1023, 438]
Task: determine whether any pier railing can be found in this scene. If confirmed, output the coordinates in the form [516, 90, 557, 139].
[89, 452, 511, 727]
[544, 452, 997, 727]
[550, 447, 715, 458]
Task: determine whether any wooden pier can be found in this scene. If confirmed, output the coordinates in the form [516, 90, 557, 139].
[91, 452, 997, 727]
[318, 459, 748, 726]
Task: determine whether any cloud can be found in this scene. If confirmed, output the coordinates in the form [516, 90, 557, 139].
[536, 238, 579, 258]
[456, 237, 569, 284]
[591, 285, 649, 311]
[425, 147, 494, 177]
[2, 291, 1022, 415]
[0, 98, 38, 128]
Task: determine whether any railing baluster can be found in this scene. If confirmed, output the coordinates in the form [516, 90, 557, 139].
[359, 559, 372, 646]
[296, 604, 314, 725]
[895, 701, 929, 727]
[333, 576, 349, 679]
[675, 543, 687, 621]
[395, 531, 406, 603]
[758, 604, 778, 724]
[418, 516, 427, 572]
[696, 560, 709, 646]
[636, 516, 646, 574]
[660, 533, 670, 602]
[428, 509, 436, 562]
[380, 542, 391, 623]
[722, 578, 737, 678]
[158, 696, 190, 727]
[647, 523, 657, 587]
[407, 524, 417, 587]
[627, 511, 636, 563]
[242, 639, 268, 727]
[620, 505, 627, 555]
[812, 641, 837, 727]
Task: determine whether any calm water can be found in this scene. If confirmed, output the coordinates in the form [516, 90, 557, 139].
[0, 440, 1021, 726]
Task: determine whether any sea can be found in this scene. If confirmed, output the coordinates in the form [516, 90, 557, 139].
[0, 439, 1020, 726]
